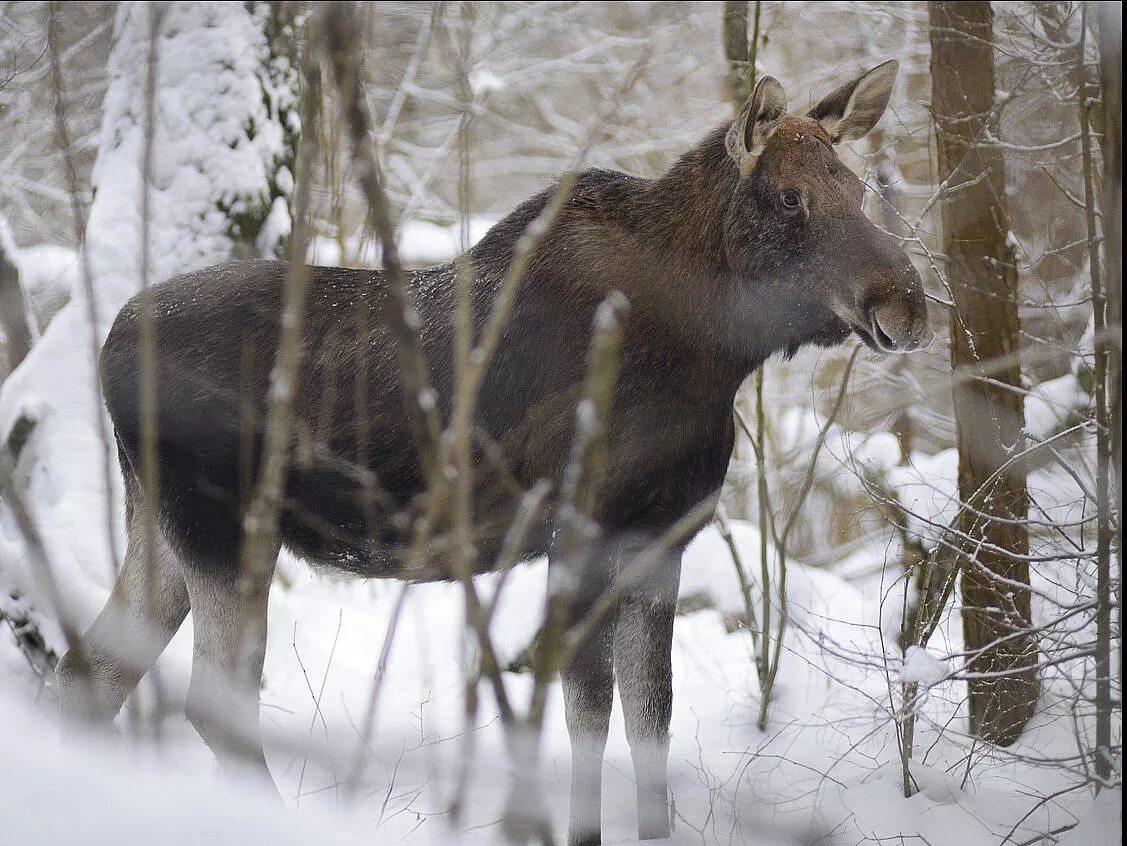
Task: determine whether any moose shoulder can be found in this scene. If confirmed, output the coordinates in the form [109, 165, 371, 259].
[59, 61, 928, 846]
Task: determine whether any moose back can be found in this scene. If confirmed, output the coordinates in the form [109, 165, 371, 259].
[58, 61, 928, 846]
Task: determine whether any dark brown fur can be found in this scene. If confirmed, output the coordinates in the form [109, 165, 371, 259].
[102, 117, 924, 580]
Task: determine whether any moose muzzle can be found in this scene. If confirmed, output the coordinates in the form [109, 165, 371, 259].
[866, 263, 932, 353]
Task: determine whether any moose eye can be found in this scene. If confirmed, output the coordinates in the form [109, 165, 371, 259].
[780, 190, 802, 210]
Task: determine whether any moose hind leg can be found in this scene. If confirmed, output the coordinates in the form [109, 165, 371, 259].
[613, 548, 681, 841]
[56, 500, 190, 726]
[181, 555, 276, 783]
[561, 570, 616, 846]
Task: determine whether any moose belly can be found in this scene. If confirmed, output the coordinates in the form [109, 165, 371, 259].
[277, 456, 553, 582]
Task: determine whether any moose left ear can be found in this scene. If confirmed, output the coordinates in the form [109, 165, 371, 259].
[726, 76, 788, 172]
[807, 59, 899, 144]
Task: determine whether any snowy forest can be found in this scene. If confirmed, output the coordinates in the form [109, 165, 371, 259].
[0, 2, 1120, 845]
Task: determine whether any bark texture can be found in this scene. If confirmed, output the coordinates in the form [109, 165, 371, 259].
[930, 0, 1037, 746]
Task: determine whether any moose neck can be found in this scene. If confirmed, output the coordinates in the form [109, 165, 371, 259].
[644, 126, 736, 275]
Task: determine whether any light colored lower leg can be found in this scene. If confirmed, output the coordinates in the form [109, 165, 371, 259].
[614, 553, 680, 842]
[57, 510, 189, 725]
[563, 617, 614, 846]
[181, 559, 275, 779]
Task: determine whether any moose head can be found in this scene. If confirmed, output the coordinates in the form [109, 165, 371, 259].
[722, 60, 931, 356]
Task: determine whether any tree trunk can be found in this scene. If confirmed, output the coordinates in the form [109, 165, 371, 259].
[723, 1, 752, 106]
[1096, 1, 1122, 653]
[929, 1, 1037, 746]
[1092, 0, 1122, 780]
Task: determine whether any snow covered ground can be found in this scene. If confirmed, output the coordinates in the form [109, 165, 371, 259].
[0, 509, 1118, 845]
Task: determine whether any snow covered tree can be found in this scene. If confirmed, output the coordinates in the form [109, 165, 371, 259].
[85, 1, 297, 295]
[0, 1, 298, 659]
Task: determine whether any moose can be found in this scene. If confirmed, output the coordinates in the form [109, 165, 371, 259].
[57, 60, 928, 845]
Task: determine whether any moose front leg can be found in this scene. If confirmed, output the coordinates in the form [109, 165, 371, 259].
[561, 586, 615, 846]
[613, 546, 681, 841]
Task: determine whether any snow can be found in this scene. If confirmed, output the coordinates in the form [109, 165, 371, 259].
[1059, 790, 1123, 846]
[308, 217, 498, 268]
[0, 695, 370, 846]
[469, 68, 506, 96]
[849, 430, 903, 473]
[11, 244, 78, 329]
[256, 195, 293, 258]
[0, 212, 16, 260]
[1025, 372, 1088, 440]
[4, 504, 1116, 845]
[900, 644, 947, 685]
[884, 448, 960, 545]
[679, 521, 866, 638]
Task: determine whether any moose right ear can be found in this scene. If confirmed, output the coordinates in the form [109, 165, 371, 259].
[807, 59, 898, 144]
[725, 76, 787, 173]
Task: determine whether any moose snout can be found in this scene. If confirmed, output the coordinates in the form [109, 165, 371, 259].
[866, 265, 932, 354]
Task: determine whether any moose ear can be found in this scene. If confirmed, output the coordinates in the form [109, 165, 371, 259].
[807, 59, 898, 144]
[726, 76, 787, 171]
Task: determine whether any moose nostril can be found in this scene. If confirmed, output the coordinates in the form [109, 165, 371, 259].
[869, 310, 898, 351]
